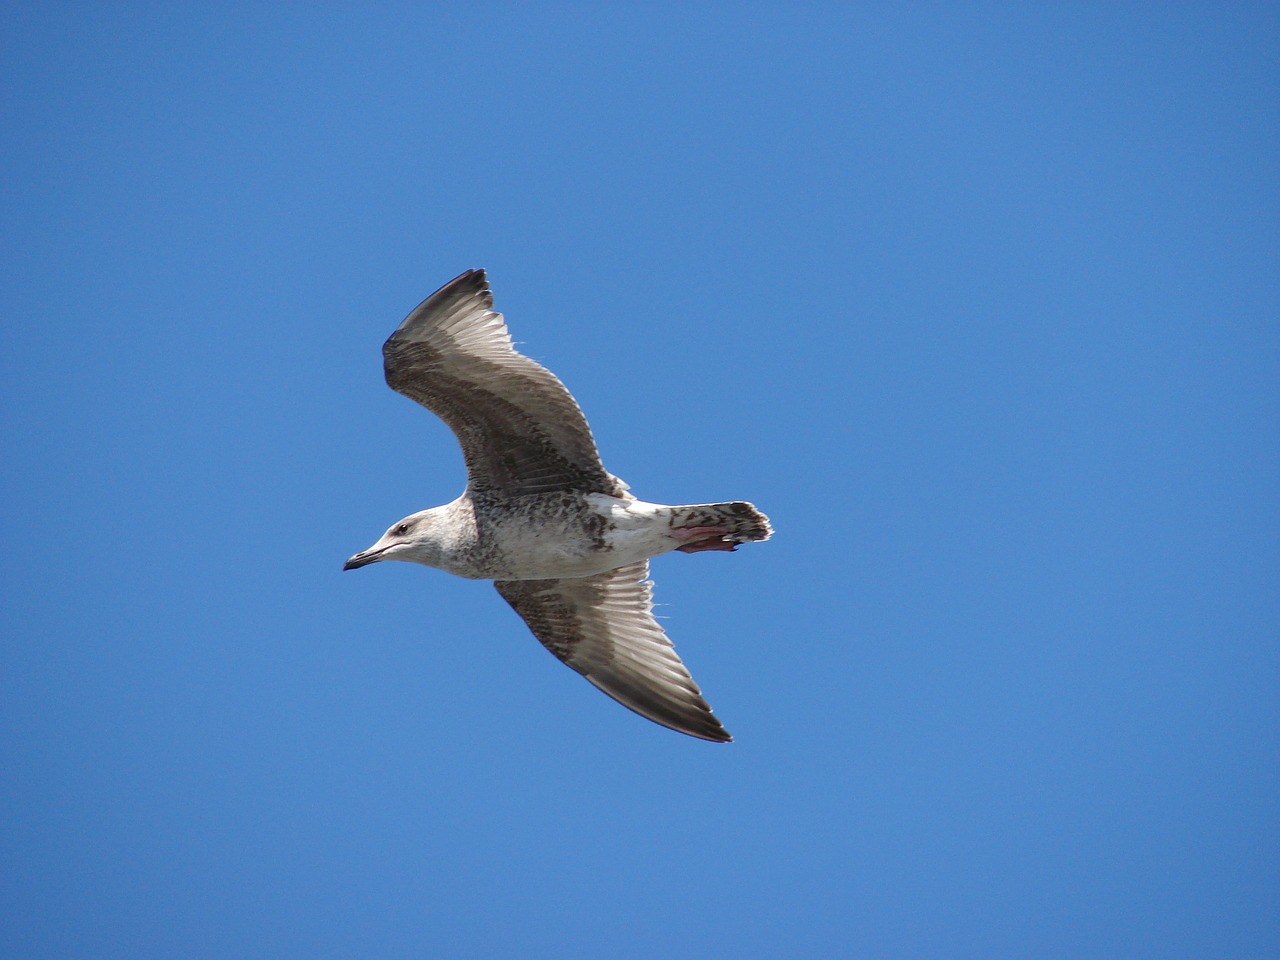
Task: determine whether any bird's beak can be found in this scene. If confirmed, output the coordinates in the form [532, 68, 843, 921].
[343, 548, 382, 571]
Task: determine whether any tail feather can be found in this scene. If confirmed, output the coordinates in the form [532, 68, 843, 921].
[674, 501, 772, 546]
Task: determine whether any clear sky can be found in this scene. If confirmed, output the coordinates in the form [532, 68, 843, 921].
[3, 3, 1277, 958]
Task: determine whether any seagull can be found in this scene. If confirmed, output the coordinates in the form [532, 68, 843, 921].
[344, 269, 771, 742]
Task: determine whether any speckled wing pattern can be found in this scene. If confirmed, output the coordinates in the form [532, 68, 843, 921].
[494, 562, 732, 743]
[382, 269, 629, 499]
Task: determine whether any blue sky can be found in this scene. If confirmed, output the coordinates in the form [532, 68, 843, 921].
[3, 3, 1277, 957]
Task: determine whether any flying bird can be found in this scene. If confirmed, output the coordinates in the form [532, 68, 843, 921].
[344, 269, 771, 742]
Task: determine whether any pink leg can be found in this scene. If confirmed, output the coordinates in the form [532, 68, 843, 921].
[671, 525, 738, 554]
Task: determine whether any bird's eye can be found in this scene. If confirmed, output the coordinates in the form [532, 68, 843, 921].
[394, 522, 411, 536]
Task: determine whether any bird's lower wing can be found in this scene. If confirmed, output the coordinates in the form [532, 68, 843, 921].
[494, 562, 731, 742]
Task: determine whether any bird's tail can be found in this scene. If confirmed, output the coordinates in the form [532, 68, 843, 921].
[671, 501, 772, 553]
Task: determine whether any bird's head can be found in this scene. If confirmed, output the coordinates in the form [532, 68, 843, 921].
[343, 509, 446, 571]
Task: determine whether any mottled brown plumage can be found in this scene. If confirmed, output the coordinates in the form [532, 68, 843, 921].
[345, 269, 770, 742]
[495, 563, 729, 743]
[382, 271, 628, 499]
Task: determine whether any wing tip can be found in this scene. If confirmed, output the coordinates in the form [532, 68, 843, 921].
[683, 709, 733, 743]
[456, 266, 489, 294]
[420, 266, 491, 305]
[701, 725, 734, 744]
[582, 674, 734, 743]
[386, 267, 494, 346]
[667, 718, 733, 743]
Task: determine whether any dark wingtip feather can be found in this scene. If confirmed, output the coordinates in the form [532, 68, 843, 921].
[385, 268, 493, 349]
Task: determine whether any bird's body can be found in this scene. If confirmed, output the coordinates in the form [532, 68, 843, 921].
[352, 490, 765, 582]
[345, 269, 771, 742]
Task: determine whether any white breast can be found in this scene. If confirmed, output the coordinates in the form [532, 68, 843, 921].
[486, 495, 681, 580]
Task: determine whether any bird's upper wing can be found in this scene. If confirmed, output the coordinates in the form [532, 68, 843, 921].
[494, 562, 731, 742]
[382, 269, 628, 499]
